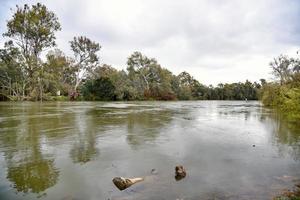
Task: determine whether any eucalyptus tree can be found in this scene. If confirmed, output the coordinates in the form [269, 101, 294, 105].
[127, 51, 158, 92]
[289, 56, 300, 84]
[177, 71, 197, 100]
[44, 49, 76, 95]
[0, 41, 25, 100]
[3, 3, 61, 100]
[90, 64, 132, 100]
[152, 67, 176, 100]
[70, 36, 101, 93]
[261, 52, 300, 119]
[269, 55, 293, 85]
[127, 51, 177, 99]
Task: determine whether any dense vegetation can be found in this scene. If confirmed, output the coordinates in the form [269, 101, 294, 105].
[0, 3, 261, 101]
[260, 55, 300, 120]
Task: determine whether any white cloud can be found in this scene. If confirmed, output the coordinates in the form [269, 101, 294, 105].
[1, 0, 299, 85]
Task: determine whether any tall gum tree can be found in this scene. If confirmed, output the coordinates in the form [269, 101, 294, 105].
[70, 36, 101, 94]
[3, 3, 61, 100]
[127, 51, 159, 93]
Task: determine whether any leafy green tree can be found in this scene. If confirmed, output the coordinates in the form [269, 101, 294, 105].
[91, 64, 117, 79]
[0, 41, 26, 100]
[261, 52, 300, 120]
[177, 71, 202, 100]
[3, 3, 61, 100]
[127, 52, 158, 94]
[153, 68, 176, 100]
[91, 64, 135, 100]
[270, 55, 292, 85]
[127, 52, 177, 100]
[70, 36, 101, 93]
[44, 49, 76, 96]
[81, 77, 116, 101]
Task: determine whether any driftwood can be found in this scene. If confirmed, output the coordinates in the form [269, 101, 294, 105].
[112, 165, 187, 191]
[112, 177, 144, 190]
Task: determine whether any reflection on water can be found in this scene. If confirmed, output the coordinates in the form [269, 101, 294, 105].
[7, 159, 58, 195]
[70, 110, 99, 164]
[0, 103, 60, 198]
[0, 101, 299, 200]
[261, 112, 300, 161]
[125, 108, 173, 147]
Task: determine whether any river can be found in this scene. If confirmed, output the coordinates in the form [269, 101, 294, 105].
[0, 101, 299, 200]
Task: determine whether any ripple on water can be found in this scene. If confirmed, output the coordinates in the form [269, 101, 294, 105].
[0, 101, 299, 200]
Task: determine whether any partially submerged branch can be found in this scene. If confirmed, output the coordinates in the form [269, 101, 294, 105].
[112, 177, 144, 191]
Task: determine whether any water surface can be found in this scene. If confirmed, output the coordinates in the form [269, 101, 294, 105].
[0, 101, 299, 200]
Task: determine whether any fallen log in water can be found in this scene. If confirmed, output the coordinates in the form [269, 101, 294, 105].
[112, 177, 144, 190]
[112, 165, 187, 191]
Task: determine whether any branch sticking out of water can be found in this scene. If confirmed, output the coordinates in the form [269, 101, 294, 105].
[112, 177, 144, 191]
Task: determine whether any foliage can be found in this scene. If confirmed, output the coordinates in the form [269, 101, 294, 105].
[0, 41, 26, 100]
[81, 77, 116, 101]
[44, 49, 75, 95]
[0, 3, 262, 102]
[2, 3, 61, 100]
[80, 59, 260, 101]
[261, 54, 300, 120]
[4, 3, 61, 55]
[70, 36, 101, 92]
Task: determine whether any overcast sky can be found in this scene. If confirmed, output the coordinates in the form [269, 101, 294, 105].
[1, 0, 300, 85]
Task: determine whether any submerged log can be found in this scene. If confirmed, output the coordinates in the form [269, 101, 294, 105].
[112, 177, 144, 190]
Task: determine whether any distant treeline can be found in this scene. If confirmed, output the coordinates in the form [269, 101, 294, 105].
[80, 61, 262, 101]
[0, 3, 262, 101]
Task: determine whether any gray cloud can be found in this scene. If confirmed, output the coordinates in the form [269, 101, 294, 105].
[1, 0, 300, 85]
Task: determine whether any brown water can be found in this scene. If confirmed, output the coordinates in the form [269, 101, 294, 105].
[0, 101, 299, 200]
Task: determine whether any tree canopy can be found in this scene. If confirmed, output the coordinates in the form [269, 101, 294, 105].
[0, 3, 263, 102]
[2, 3, 61, 100]
[261, 54, 300, 120]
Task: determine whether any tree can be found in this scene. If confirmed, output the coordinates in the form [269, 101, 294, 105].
[261, 52, 300, 120]
[70, 36, 101, 93]
[176, 71, 199, 100]
[90, 64, 134, 100]
[126, 52, 177, 100]
[127, 51, 158, 92]
[0, 41, 26, 100]
[44, 49, 76, 96]
[289, 55, 300, 85]
[270, 55, 292, 85]
[3, 3, 61, 100]
[260, 79, 267, 86]
[81, 77, 116, 101]
[152, 68, 176, 100]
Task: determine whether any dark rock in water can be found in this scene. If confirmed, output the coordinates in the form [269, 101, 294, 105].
[183, 117, 193, 120]
[252, 144, 255, 147]
[151, 168, 158, 175]
[175, 165, 186, 181]
[112, 177, 144, 191]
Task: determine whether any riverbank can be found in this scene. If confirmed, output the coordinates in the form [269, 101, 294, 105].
[260, 82, 300, 121]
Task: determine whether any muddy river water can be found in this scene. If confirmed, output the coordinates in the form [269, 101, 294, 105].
[0, 101, 299, 200]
